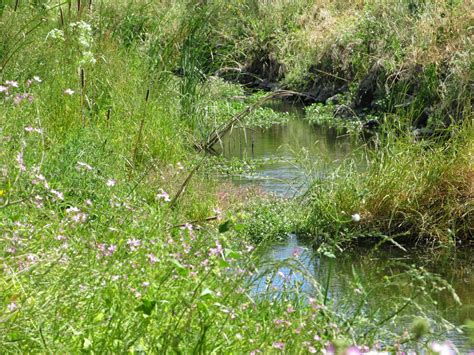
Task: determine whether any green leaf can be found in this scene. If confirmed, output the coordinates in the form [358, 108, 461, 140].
[83, 338, 93, 350]
[225, 249, 241, 260]
[135, 299, 157, 315]
[199, 288, 214, 300]
[218, 220, 233, 233]
[171, 259, 189, 276]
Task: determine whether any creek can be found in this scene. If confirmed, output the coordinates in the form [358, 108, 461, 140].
[213, 101, 473, 351]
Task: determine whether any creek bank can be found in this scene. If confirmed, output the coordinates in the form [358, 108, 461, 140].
[219, 50, 470, 132]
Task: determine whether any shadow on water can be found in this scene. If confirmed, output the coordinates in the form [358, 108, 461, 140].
[215, 100, 473, 350]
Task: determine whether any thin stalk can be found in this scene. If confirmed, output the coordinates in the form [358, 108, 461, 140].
[131, 89, 150, 171]
[80, 68, 86, 127]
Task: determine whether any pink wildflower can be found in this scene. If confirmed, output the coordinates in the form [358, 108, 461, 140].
[430, 341, 457, 355]
[127, 238, 141, 251]
[0, 85, 8, 93]
[346, 346, 362, 355]
[292, 247, 303, 258]
[209, 240, 223, 257]
[147, 253, 158, 264]
[50, 189, 64, 200]
[272, 342, 285, 350]
[156, 188, 171, 202]
[16, 152, 26, 171]
[308, 345, 317, 353]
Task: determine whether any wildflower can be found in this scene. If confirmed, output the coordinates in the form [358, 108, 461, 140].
[24, 126, 43, 134]
[106, 179, 116, 187]
[127, 238, 141, 251]
[147, 253, 158, 264]
[142, 281, 150, 287]
[7, 302, 18, 312]
[46, 28, 64, 41]
[286, 305, 295, 313]
[64, 88, 75, 95]
[6, 80, 18, 88]
[209, 240, 223, 257]
[182, 223, 193, 231]
[13, 94, 22, 105]
[77, 161, 93, 171]
[309, 297, 321, 311]
[111, 275, 120, 281]
[351, 213, 361, 222]
[50, 189, 64, 200]
[346, 346, 362, 355]
[250, 350, 261, 355]
[177, 162, 184, 170]
[156, 188, 171, 202]
[106, 244, 117, 256]
[16, 152, 26, 171]
[292, 247, 302, 258]
[272, 342, 285, 350]
[33, 76, 42, 83]
[0, 85, 8, 93]
[430, 341, 456, 355]
[66, 206, 87, 223]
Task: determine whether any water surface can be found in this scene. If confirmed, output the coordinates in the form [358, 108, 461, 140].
[215, 101, 473, 351]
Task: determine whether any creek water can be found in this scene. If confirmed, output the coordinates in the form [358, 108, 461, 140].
[214, 102, 473, 351]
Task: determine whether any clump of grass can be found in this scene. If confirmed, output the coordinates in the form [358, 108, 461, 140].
[304, 121, 473, 246]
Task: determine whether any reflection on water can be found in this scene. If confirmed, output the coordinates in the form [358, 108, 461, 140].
[256, 234, 473, 351]
[213, 103, 360, 196]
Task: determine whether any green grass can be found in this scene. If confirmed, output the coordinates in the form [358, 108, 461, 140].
[0, 1, 472, 353]
[303, 121, 473, 247]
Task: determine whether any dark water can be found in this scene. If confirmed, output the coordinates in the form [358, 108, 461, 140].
[215, 102, 473, 351]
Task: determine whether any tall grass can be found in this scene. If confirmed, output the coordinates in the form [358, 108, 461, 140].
[303, 121, 473, 246]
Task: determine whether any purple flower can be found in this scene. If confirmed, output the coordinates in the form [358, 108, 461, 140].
[156, 188, 171, 202]
[209, 240, 223, 257]
[50, 189, 64, 200]
[16, 152, 26, 171]
[127, 238, 141, 251]
[272, 342, 285, 350]
[147, 253, 158, 264]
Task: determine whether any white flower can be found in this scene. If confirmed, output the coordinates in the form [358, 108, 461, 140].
[351, 213, 361, 222]
[106, 179, 116, 187]
[64, 88, 75, 96]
